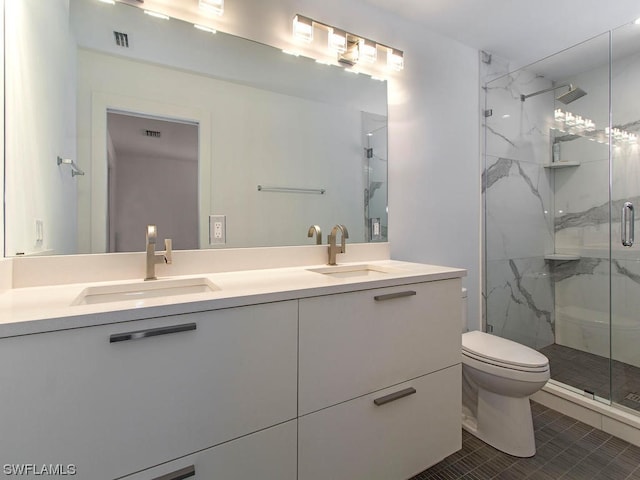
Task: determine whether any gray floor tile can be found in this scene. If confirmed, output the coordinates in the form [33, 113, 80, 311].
[411, 401, 639, 480]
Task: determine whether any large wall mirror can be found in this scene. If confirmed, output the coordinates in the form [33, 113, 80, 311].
[4, 0, 388, 256]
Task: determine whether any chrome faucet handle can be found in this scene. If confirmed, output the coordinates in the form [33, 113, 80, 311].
[307, 225, 322, 245]
[164, 239, 173, 264]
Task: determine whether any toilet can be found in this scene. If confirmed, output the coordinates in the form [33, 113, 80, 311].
[460, 289, 550, 457]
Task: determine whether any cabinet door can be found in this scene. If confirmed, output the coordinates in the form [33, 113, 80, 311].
[299, 366, 461, 480]
[0, 301, 297, 480]
[299, 279, 461, 414]
[121, 420, 297, 480]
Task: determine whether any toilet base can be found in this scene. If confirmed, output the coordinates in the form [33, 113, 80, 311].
[462, 389, 536, 458]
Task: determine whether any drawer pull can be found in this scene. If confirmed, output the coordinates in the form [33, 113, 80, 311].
[374, 291, 416, 302]
[110, 323, 197, 343]
[152, 465, 195, 480]
[373, 387, 417, 406]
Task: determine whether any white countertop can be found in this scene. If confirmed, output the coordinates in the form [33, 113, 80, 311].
[0, 260, 466, 338]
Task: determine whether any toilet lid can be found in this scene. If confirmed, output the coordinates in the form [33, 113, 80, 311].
[462, 331, 548, 369]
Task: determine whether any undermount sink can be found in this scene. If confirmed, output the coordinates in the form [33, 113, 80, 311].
[72, 277, 219, 306]
[307, 264, 405, 279]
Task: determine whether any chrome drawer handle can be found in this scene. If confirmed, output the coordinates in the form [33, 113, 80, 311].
[110, 323, 197, 343]
[374, 291, 416, 301]
[373, 387, 417, 406]
[152, 465, 195, 480]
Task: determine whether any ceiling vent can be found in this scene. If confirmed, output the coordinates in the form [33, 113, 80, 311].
[113, 31, 130, 48]
[145, 130, 161, 138]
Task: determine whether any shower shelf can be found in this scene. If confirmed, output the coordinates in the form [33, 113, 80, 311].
[543, 162, 580, 169]
[544, 254, 581, 261]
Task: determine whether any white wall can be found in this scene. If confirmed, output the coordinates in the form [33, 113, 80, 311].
[4, 0, 77, 255]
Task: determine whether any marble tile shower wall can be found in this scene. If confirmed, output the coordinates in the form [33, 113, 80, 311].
[482, 53, 555, 349]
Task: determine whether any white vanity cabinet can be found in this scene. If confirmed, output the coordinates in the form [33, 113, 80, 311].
[298, 279, 462, 480]
[0, 266, 465, 480]
[0, 301, 298, 480]
[120, 420, 297, 480]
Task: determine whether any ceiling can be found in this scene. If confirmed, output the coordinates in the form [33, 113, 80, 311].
[360, 0, 640, 67]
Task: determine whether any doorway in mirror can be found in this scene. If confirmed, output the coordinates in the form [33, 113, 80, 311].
[107, 111, 199, 252]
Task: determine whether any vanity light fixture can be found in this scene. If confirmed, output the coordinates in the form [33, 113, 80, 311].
[292, 14, 403, 73]
[97, 0, 116, 4]
[199, 0, 224, 16]
[387, 48, 404, 71]
[194, 24, 217, 34]
[144, 10, 170, 20]
[293, 15, 314, 43]
[359, 38, 377, 63]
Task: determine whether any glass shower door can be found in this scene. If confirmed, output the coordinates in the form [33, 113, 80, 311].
[483, 31, 613, 405]
[611, 23, 640, 413]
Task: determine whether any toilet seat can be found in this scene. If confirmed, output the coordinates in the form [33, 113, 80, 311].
[462, 331, 549, 372]
[462, 350, 549, 373]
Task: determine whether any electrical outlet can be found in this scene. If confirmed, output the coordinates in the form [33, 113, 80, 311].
[209, 215, 226, 245]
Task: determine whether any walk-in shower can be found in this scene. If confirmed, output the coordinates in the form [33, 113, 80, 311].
[483, 20, 640, 418]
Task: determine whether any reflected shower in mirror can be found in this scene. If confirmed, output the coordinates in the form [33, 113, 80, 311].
[4, 0, 388, 256]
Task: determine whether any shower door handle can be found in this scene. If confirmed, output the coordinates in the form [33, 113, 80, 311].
[622, 202, 634, 247]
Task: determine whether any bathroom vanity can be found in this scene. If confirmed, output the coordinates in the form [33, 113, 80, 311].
[0, 250, 464, 480]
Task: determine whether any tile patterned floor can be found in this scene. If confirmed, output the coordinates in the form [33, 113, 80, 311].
[411, 401, 640, 479]
[540, 343, 640, 412]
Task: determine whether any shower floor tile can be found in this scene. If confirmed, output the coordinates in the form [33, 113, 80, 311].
[539, 343, 640, 411]
[411, 401, 640, 480]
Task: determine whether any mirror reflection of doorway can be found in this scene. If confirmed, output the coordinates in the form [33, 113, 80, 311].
[106, 111, 199, 252]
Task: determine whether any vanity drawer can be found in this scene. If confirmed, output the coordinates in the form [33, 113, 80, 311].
[298, 365, 461, 480]
[299, 278, 461, 414]
[121, 420, 297, 480]
[0, 301, 297, 480]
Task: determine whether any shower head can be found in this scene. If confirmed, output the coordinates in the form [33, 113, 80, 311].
[520, 83, 587, 104]
[555, 85, 587, 104]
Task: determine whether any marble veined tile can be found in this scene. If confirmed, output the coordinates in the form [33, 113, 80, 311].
[554, 257, 640, 367]
[485, 257, 554, 349]
[485, 68, 553, 163]
[485, 156, 553, 261]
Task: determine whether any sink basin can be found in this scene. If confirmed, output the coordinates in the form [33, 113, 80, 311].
[307, 264, 405, 279]
[72, 277, 219, 305]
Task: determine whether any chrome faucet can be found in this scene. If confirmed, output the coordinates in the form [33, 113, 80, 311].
[145, 225, 172, 281]
[327, 224, 349, 265]
[307, 225, 322, 245]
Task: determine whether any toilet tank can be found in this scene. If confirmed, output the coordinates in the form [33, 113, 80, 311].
[461, 288, 468, 333]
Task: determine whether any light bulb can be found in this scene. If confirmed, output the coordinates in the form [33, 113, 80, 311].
[199, 0, 224, 16]
[387, 48, 404, 71]
[293, 15, 313, 43]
